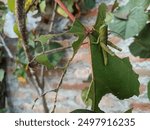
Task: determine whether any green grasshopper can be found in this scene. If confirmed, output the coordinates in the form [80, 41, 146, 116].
[94, 24, 122, 66]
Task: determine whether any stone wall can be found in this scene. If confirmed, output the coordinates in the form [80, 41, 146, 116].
[4, 0, 150, 113]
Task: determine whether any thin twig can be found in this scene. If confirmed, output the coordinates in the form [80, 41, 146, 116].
[51, 37, 85, 112]
[30, 42, 88, 64]
[51, 59, 71, 113]
[51, 42, 89, 112]
[40, 1, 58, 113]
[40, 55, 49, 112]
[26, 74, 41, 95]
[0, 34, 13, 59]
[48, 2, 57, 32]
[32, 89, 57, 109]
[39, 33, 45, 90]
[40, 66, 45, 87]
[30, 45, 72, 63]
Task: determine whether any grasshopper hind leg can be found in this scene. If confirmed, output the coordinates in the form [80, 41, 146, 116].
[102, 49, 108, 66]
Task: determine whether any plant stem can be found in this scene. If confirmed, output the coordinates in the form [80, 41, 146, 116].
[48, 2, 57, 32]
[30, 42, 88, 64]
[54, 0, 75, 22]
[0, 34, 13, 59]
[16, 0, 49, 113]
[40, 1, 58, 113]
[32, 89, 57, 109]
[51, 57, 72, 113]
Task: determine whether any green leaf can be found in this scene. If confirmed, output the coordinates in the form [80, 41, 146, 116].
[113, 0, 150, 19]
[57, 0, 74, 17]
[71, 109, 95, 113]
[14, 67, 26, 78]
[0, 19, 4, 32]
[81, 87, 92, 107]
[86, 81, 105, 112]
[13, 23, 21, 38]
[39, 0, 46, 13]
[36, 54, 54, 69]
[84, 0, 96, 10]
[57, 7, 68, 17]
[87, 4, 138, 112]
[111, 0, 119, 12]
[28, 35, 36, 48]
[94, 3, 107, 30]
[0, 1, 6, 10]
[105, 12, 113, 24]
[125, 108, 133, 113]
[87, 81, 95, 103]
[35, 42, 65, 68]
[129, 24, 150, 58]
[7, 0, 15, 12]
[69, 20, 86, 55]
[0, 69, 4, 82]
[88, 34, 140, 112]
[131, 0, 150, 8]
[35, 33, 64, 44]
[46, 42, 65, 66]
[16, 45, 28, 65]
[148, 81, 150, 100]
[0, 1, 6, 31]
[109, 7, 148, 39]
[25, 0, 33, 11]
[64, 0, 74, 13]
[79, 0, 96, 12]
[87, 4, 140, 112]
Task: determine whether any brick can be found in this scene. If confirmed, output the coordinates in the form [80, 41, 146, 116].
[129, 55, 150, 63]
[32, 104, 45, 113]
[134, 69, 150, 77]
[45, 92, 68, 102]
[75, 94, 85, 107]
[139, 85, 147, 94]
[53, 82, 89, 90]
[72, 48, 91, 64]
[5, 0, 150, 113]
[74, 67, 91, 81]
[131, 103, 150, 112]
[109, 36, 122, 44]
